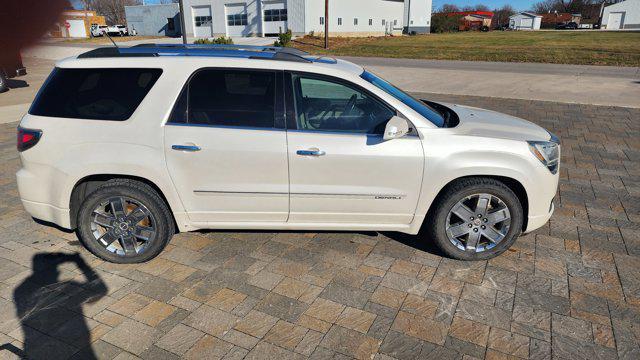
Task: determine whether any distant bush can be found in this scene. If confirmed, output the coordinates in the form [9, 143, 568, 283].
[273, 30, 292, 47]
[194, 36, 234, 45]
[431, 14, 461, 33]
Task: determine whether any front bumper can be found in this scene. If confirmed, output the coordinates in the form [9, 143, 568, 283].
[525, 201, 554, 233]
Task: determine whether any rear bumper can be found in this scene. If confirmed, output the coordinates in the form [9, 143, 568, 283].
[21, 199, 71, 229]
[17, 166, 72, 229]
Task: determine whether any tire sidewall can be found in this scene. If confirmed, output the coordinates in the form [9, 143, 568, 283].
[77, 185, 171, 264]
[0, 73, 8, 93]
[433, 183, 523, 261]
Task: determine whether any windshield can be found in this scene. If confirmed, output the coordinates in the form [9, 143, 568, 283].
[361, 71, 445, 127]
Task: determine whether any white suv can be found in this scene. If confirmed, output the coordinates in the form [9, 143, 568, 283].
[16, 45, 559, 263]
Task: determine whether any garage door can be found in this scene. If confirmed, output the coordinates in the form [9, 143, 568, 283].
[226, 4, 249, 37]
[608, 12, 624, 29]
[193, 6, 213, 38]
[520, 18, 533, 29]
[66, 19, 87, 38]
[262, 0, 288, 36]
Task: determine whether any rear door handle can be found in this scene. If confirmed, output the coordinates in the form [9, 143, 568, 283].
[297, 149, 326, 156]
[172, 144, 201, 152]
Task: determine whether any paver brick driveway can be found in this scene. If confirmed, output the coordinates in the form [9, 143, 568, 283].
[0, 93, 638, 359]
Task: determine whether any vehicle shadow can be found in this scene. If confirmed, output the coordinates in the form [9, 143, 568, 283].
[7, 79, 29, 89]
[6, 252, 108, 359]
[197, 228, 445, 257]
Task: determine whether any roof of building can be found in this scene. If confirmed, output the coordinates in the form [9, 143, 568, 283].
[510, 12, 542, 18]
[437, 10, 494, 18]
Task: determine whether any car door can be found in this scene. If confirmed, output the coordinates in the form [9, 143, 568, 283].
[164, 68, 289, 223]
[285, 72, 424, 225]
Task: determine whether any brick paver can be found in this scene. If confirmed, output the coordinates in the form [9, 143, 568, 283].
[0, 94, 638, 359]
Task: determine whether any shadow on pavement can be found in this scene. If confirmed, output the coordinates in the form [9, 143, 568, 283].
[4, 252, 108, 360]
[7, 79, 29, 89]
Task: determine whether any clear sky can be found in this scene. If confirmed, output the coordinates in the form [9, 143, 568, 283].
[72, 0, 537, 12]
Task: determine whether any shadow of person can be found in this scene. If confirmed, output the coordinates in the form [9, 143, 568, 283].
[8, 253, 107, 360]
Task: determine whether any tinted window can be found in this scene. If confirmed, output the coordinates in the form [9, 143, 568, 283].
[173, 69, 276, 128]
[291, 74, 395, 134]
[30, 68, 162, 121]
[361, 71, 445, 127]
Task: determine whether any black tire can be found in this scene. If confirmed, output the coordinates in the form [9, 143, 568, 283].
[76, 179, 174, 263]
[0, 72, 8, 93]
[428, 177, 524, 261]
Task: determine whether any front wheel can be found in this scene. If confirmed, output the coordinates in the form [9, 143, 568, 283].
[76, 179, 174, 263]
[428, 178, 523, 261]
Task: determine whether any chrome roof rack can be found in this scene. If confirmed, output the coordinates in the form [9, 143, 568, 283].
[78, 44, 313, 63]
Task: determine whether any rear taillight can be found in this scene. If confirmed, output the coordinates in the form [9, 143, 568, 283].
[17, 127, 42, 152]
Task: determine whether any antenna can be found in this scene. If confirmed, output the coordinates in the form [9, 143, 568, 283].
[102, 29, 120, 52]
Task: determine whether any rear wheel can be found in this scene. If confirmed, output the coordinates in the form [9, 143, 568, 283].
[428, 177, 523, 261]
[0, 72, 8, 93]
[76, 179, 173, 263]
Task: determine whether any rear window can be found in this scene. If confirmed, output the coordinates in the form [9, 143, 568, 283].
[29, 68, 162, 121]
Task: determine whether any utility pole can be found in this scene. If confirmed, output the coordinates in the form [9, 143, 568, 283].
[179, 0, 187, 44]
[324, 0, 329, 49]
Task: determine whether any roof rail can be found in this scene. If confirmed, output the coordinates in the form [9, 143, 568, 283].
[132, 43, 309, 56]
[77, 47, 157, 59]
[78, 44, 312, 63]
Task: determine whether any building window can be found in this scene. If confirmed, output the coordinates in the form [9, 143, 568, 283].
[167, 18, 175, 31]
[227, 13, 248, 26]
[264, 8, 287, 22]
[320, 17, 324, 25]
[338, 17, 342, 26]
[354, 18, 358, 25]
[194, 15, 212, 27]
[393, 19, 398, 26]
[382, 19, 386, 25]
[369, 19, 373, 26]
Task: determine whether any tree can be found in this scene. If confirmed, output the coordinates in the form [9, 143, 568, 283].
[85, 0, 141, 25]
[492, 5, 516, 27]
[438, 4, 460, 13]
[531, 0, 600, 14]
[462, 4, 490, 11]
[431, 14, 461, 32]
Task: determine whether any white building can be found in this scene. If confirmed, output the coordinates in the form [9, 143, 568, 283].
[182, 0, 431, 38]
[602, 0, 640, 29]
[509, 12, 542, 30]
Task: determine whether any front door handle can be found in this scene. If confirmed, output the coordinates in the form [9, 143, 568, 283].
[172, 144, 201, 152]
[297, 149, 326, 156]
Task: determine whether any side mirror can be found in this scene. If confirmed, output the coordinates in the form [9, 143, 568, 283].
[383, 116, 410, 141]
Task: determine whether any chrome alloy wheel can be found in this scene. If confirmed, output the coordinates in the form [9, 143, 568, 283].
[445, 193, 511, 253]
[90, 197, 156, 257]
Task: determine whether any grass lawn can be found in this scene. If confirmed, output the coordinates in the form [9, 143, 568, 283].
[292, 31, 640, 67]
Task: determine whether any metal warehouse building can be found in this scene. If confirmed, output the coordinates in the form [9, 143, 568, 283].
[125, 3, 182, 37]
[602, 0, 640, 29]
[182, 0, 431, 38]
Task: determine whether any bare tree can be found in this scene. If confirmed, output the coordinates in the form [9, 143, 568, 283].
[531, 0, 601, 14]
[86, 0, 141, 25]
[438, 4, 460, 13]
[492, 4, 516, 27]
[462, 4, 491, 11]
